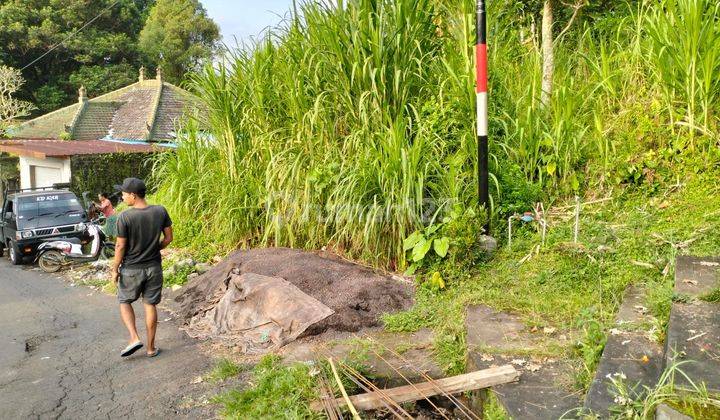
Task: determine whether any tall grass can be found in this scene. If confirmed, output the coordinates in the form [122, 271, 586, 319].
[155, 0, 478, 267]
[154, 0, 720, 266]
[645, 0, 720, 142]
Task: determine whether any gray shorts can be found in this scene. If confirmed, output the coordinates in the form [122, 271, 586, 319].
[118, 264, 163, 305]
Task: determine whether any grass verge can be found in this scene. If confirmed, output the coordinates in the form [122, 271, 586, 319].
[384, 169, 720, 389]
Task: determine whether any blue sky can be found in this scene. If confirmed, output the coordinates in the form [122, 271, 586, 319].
[201, 0, 295, 46]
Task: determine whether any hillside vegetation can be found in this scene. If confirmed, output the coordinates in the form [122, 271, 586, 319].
[155, 0, 720, 267]
[153, 0, 720, 416]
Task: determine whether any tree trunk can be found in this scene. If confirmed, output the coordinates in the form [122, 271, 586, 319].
[541, 0, 554, 107]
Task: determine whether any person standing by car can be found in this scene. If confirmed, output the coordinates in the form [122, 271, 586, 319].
[97, 192, 118, 238]
[97, 193, 115, 218]
[110, 178, 173, 358]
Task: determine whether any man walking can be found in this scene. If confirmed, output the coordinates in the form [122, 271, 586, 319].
[110, 178, 173, 358]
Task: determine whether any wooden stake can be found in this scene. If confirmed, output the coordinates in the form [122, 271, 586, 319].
[328, 357, 361, 419]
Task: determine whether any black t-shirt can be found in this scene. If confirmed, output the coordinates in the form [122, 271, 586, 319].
[117, 205, 172, 269]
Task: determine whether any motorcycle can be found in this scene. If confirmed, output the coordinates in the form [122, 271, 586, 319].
[35, 219, 116, 273]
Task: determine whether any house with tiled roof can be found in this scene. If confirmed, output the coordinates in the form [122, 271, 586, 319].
[0, 67, 198, 192]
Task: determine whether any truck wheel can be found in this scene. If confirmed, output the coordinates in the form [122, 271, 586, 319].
[38, 251, 63, 273]
[8, 241, 21, 265]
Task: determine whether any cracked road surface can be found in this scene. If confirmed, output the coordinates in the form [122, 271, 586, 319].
[0, 259, 216, 419]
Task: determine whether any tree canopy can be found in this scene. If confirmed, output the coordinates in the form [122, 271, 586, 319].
[0, 0, 154, 112]
[0, 0, 220, 114]
[138, 0, 220, 85]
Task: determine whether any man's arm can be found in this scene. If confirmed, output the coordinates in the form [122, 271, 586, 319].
[160, 226, 173, 250]
[111, 237, 127, 284]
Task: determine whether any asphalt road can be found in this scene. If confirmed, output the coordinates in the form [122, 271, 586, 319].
[0, 258, 217, 419]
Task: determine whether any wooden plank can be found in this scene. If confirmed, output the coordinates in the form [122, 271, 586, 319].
[311, 364, 519, 412]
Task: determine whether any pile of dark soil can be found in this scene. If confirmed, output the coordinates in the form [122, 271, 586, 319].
[173, 248, 414, 336]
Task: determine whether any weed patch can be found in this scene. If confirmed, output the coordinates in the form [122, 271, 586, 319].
[213, 355, 321, 419]
[207, 359, 245, 383]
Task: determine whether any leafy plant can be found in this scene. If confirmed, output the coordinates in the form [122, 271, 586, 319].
[403, 226, 451, 276]
[423, 271, 446, 292]
[402, 203, 486, 275]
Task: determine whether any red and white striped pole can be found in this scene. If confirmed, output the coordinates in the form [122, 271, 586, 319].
[476, 0, 490, 233]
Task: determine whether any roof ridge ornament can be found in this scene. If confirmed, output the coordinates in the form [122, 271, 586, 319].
[139, 66, 146, 82]
[156, 66, 163, 82]
[78, 85, 87, 103]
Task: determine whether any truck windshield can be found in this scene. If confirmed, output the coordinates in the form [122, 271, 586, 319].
[17, 193, 84, 225]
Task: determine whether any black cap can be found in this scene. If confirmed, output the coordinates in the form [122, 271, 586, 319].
[114, 177, 146, 195]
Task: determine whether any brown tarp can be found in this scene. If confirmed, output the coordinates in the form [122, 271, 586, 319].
[183, 271, 334, 353]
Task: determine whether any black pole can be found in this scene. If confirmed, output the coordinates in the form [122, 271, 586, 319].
[476, 0, 490, 233]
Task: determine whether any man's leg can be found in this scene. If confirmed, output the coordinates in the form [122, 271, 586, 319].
[118, 267, 142, 345]
[119, 303, 140, 344]
[143, 265, 164, 355]
[144, 303, 158, 353]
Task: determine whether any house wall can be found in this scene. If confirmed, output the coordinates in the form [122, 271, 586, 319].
[19, 156, 72, 190]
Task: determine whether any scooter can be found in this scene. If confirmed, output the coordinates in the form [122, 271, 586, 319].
[35, 220, 116, 273]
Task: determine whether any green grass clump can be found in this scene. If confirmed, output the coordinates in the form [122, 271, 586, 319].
[700, 288, 720, 303]
[208, 359, 244, 383]
[162, 264, 194, 287]
[213, 355, 321, 419]
[483, 391, 511, 420]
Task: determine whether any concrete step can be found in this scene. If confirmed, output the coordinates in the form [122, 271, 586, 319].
[655, 403, 692, 420]
[665, 256, 720, 393]
[465, 305, 581, 419]
[583, 285, 664, 417]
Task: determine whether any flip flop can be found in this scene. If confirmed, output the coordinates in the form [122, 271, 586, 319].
[147, 348, 160, 358]
[121, 341, 143, 357]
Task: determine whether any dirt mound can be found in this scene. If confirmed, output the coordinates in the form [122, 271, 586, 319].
[173, 248, 414, 336]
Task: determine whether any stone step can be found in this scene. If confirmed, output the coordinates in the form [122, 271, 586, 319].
[583, 285, 664, 417]
[465, 305, 581, 419]
[655, 403, 692, 420]
[665, 256, 720, 393]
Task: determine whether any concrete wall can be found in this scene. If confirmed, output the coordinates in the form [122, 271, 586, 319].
[19, 156, 72, 190]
